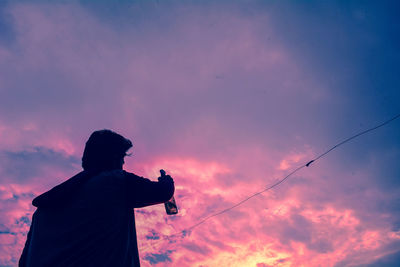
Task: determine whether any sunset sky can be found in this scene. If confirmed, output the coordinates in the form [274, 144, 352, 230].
[1, 1, 400, 266]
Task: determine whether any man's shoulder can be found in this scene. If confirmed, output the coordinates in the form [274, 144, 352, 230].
[89, 170, 125, 184]
[32, 171, 88, 208]
[122, 170, 144, 179]
[95, 170, 142, 179]
[89, 170, 144, 185]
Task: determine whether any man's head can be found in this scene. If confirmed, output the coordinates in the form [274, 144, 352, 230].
[82, 129, 132, 172]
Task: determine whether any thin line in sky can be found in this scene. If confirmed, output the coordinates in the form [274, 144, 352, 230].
[142, 112, 400, 251]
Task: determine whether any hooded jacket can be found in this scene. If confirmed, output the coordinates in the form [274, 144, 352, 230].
[19, 170, 174, 267]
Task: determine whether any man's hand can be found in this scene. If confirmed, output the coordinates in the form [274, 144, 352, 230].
[158, 169, 174, 184]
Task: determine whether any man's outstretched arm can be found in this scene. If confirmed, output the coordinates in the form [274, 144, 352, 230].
[124, 171, 175, 208]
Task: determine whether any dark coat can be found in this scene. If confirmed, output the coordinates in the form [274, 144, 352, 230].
[19, 170, 174, 267]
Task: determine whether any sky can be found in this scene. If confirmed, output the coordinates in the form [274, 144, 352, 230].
[0, 0, 399, 266]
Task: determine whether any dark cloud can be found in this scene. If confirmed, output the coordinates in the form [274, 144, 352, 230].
[143, 250, 173, 265]
[281, 214, 312, 244]
[362, 251, 400, 267]
[145, 230, 161, 240]
[308, 238, 334, 253]
[0, 1, 15, 46]
[341, 250, 400, 267]
[0, 146, 80, 183]
[181, 242, 211, 256]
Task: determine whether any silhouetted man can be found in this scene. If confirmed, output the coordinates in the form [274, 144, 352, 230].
[19, 130, 175, 267]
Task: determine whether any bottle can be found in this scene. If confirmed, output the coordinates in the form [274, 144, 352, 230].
[165, 196, 178, 215]
[160, 169, 178, 215]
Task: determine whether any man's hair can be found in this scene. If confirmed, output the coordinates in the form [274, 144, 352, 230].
[82, 129, 132, 171]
